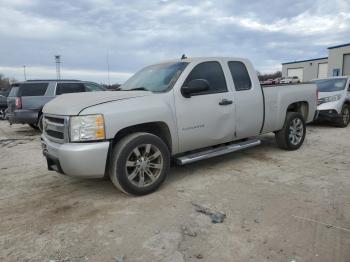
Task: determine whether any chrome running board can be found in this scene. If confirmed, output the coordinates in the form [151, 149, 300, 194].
[175, 139, 261, 165]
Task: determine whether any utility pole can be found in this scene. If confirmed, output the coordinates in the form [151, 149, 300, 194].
[23, 65, 27, 80]
[107, 52, 111, 86]
[55, 55, 61, 80]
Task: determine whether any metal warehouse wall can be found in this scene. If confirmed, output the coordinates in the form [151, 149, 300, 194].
[328, 45, 350, 76]
[282, 58, 328, 82]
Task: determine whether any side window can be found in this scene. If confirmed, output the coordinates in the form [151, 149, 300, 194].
[183, 61, 227, 94]
[56, 83, 85, 95]
[19, 83, 48, 96]
[228, 61, 252, 91]
[8, 86, 19, 97]
[84, 82, 104, 92]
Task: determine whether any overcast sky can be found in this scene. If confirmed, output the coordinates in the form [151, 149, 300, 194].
[0, 0, 349, 84]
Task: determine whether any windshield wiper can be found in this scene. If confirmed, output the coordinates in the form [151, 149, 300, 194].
[123, 87, 148, 91]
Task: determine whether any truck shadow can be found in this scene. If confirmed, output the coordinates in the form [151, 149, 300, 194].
[308, 121, 342, 128]
[168, 134, 277, 184]
[61, 134, 278, 196]
[5, 124, 41, 137]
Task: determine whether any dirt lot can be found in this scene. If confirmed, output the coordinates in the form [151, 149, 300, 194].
[0, 120, 350, 262]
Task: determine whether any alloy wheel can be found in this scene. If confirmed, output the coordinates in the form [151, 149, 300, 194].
[289, 118, 304, 145]
[125, 144, 163, 188]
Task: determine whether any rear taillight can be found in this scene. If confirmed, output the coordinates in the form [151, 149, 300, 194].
[15, 97, 22, 109]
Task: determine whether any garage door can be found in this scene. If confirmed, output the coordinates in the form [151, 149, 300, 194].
[287, 68, 303, 82]
[318, 63, 328, 78]
[343, 54, 350, 76]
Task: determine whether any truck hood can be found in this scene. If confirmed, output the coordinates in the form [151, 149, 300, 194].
[43, 91, 151, 115]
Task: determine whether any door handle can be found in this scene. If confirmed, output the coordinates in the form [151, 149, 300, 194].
[219, 99, 233, 106]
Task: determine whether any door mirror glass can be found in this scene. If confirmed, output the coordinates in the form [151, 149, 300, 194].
[181, 79, 210, 98]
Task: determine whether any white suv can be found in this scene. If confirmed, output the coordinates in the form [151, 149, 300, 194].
[315, 77, 350, 127]
[280, 76, 300, 84]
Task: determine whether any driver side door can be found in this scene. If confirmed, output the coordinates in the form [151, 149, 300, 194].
[174, 60, 235, 153]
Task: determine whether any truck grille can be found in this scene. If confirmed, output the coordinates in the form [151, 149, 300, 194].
[43, 115, 69, 143]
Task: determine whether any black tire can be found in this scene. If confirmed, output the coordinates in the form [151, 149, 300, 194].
[337, 104, 350, 128]
[275, 112, 306, 150]
[108, 132, 170, 195]
[29, 124, 39, 130]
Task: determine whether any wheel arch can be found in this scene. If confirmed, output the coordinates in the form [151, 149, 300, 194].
[112, 122, 172, 153]
[286, 101, 309, 120]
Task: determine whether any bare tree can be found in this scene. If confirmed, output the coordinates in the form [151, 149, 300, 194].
[258, 71, 282, 81]
[0, 74, 12, 91]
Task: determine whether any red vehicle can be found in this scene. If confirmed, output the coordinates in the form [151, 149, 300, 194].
[263, 79, 274, 85]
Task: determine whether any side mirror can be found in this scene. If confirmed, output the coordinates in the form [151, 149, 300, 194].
[0, 95, 5, 98]
[181, 79, 210, 98]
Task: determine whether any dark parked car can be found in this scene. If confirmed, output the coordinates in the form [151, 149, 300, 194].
[7, 80, 105, 131]
[0, 89, 10, 119]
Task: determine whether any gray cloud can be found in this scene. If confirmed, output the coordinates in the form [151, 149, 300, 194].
[1, 0, 349, 83]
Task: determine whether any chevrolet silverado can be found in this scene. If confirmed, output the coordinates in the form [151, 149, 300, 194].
[41, 57, 317, 195]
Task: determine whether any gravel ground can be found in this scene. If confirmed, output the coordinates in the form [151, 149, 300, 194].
[0, 120, 350, 262]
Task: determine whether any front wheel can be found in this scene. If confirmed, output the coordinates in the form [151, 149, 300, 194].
[337, 104, 350, 128]
[108, 132, 170, 195]
[275, 112, 306, 150]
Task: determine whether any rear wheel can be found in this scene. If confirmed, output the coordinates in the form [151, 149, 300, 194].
[109, 132, 170, 195]
[275, 112, 306, 150]
[0, 109, 6, 120]
[337, 104, 350, 128]
[29, 124, 39, 130]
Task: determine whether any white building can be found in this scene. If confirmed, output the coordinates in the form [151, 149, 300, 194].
[282, 43, 350, 82]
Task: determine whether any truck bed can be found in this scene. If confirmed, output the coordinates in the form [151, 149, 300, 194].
[261, 83, 317, 133]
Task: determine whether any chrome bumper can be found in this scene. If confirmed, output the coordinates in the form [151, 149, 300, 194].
[41, 135, 110, 178]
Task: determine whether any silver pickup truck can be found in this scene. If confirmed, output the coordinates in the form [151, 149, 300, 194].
[41, 57, 317, 195]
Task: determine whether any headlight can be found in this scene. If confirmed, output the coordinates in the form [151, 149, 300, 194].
[318, 94, 342, 105]
[70, 114, 105, 142]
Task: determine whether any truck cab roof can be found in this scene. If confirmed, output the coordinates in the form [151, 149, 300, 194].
[162, 56, 252, 64]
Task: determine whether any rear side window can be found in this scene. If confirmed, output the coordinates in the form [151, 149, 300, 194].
[56, 83, 85, 95]
[8, 86, 19, 97]
[228, 61, 252, 91]
[18, 83, 48, 96]
[183, 61, 227, 94]
[84, 82, 105, 92]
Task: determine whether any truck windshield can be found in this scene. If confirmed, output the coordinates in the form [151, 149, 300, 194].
[120, 62, 188, 92]
[315, 78, 347, 92]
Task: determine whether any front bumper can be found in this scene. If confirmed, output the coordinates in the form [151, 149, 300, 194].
[8, 110, 38, 124]
[316, 109, 342, 121]
[41, 135, 110, 178]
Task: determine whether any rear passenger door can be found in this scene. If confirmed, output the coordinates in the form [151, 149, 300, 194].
[227, 61, 264, 138]
[56, 83, 85, 95]
[174, 60, 236, 152]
